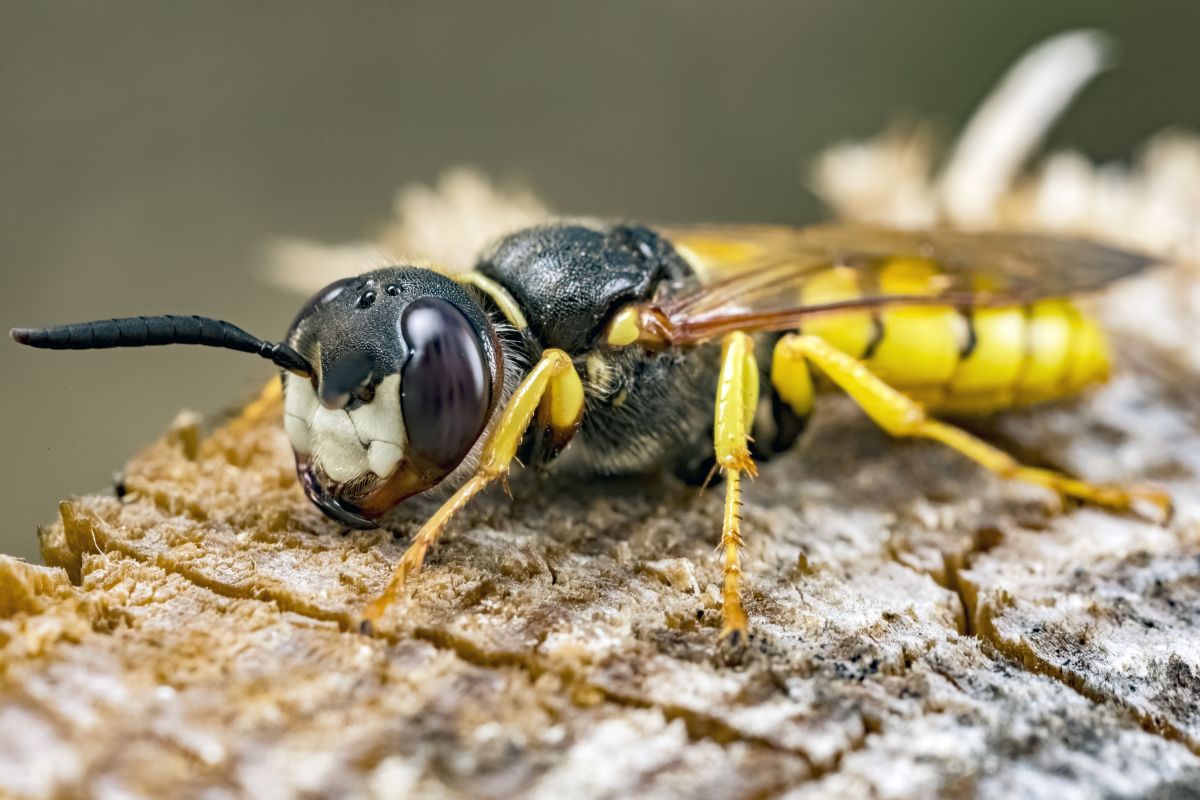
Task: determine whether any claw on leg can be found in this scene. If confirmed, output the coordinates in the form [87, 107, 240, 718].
[918, 418, 1173, 522]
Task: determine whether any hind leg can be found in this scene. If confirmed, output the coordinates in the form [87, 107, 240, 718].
[772, 334, 1172, 519]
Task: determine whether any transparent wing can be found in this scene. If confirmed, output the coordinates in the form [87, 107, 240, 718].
[651, 224, 1155, 343]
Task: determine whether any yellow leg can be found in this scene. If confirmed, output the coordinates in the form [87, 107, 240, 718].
[359, 349, 584, 633]
[773, 334, 1172, 519]
[714, 332, 760, 648]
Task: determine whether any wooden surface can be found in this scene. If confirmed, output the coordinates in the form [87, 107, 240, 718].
[2, 253, 1199, 798]
[3, 163, 1200, 797]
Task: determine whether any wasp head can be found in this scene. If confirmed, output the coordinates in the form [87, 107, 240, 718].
[283, 268, 502, 528]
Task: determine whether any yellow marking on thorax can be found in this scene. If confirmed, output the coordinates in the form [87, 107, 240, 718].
[602, 304, 667, 349]
[456, 271, 529, 330]
[866, 258, 966, 387]
[605, 306, 642, 347]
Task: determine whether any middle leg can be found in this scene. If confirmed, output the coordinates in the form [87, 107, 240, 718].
[713, 331, 760, 648]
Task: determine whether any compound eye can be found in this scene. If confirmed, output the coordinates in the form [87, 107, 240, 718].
[399, 297, 491, 470]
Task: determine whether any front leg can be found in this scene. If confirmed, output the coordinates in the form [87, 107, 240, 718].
[359, 348, 584, 633]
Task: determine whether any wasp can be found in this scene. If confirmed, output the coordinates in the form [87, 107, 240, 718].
[11, 222, 1173, 647]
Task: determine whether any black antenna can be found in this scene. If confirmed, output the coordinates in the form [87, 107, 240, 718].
[10, 315, 312, 377]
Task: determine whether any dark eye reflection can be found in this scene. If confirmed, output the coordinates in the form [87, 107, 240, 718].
[399, 297, 491, 469]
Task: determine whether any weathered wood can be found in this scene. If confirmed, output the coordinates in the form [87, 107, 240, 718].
[2, 264, 1199, 797]
[3, 159, 1200, 797]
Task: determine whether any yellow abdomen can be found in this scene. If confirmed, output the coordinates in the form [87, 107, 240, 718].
[796, 259, 1111, 416]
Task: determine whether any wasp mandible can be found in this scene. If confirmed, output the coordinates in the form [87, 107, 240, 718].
[11, 222, 1173, 647]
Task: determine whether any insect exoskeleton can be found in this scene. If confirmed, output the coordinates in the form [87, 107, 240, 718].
[280, 268, 504, 528]
[10, 220, 1174, 649]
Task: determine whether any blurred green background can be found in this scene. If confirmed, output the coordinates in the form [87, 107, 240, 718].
[2, 2, 1198, 561]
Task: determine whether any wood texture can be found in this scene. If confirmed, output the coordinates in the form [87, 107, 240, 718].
[2, 177, 1200, 798]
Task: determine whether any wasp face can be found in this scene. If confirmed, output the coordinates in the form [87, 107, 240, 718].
[283, 268, 502, 528]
